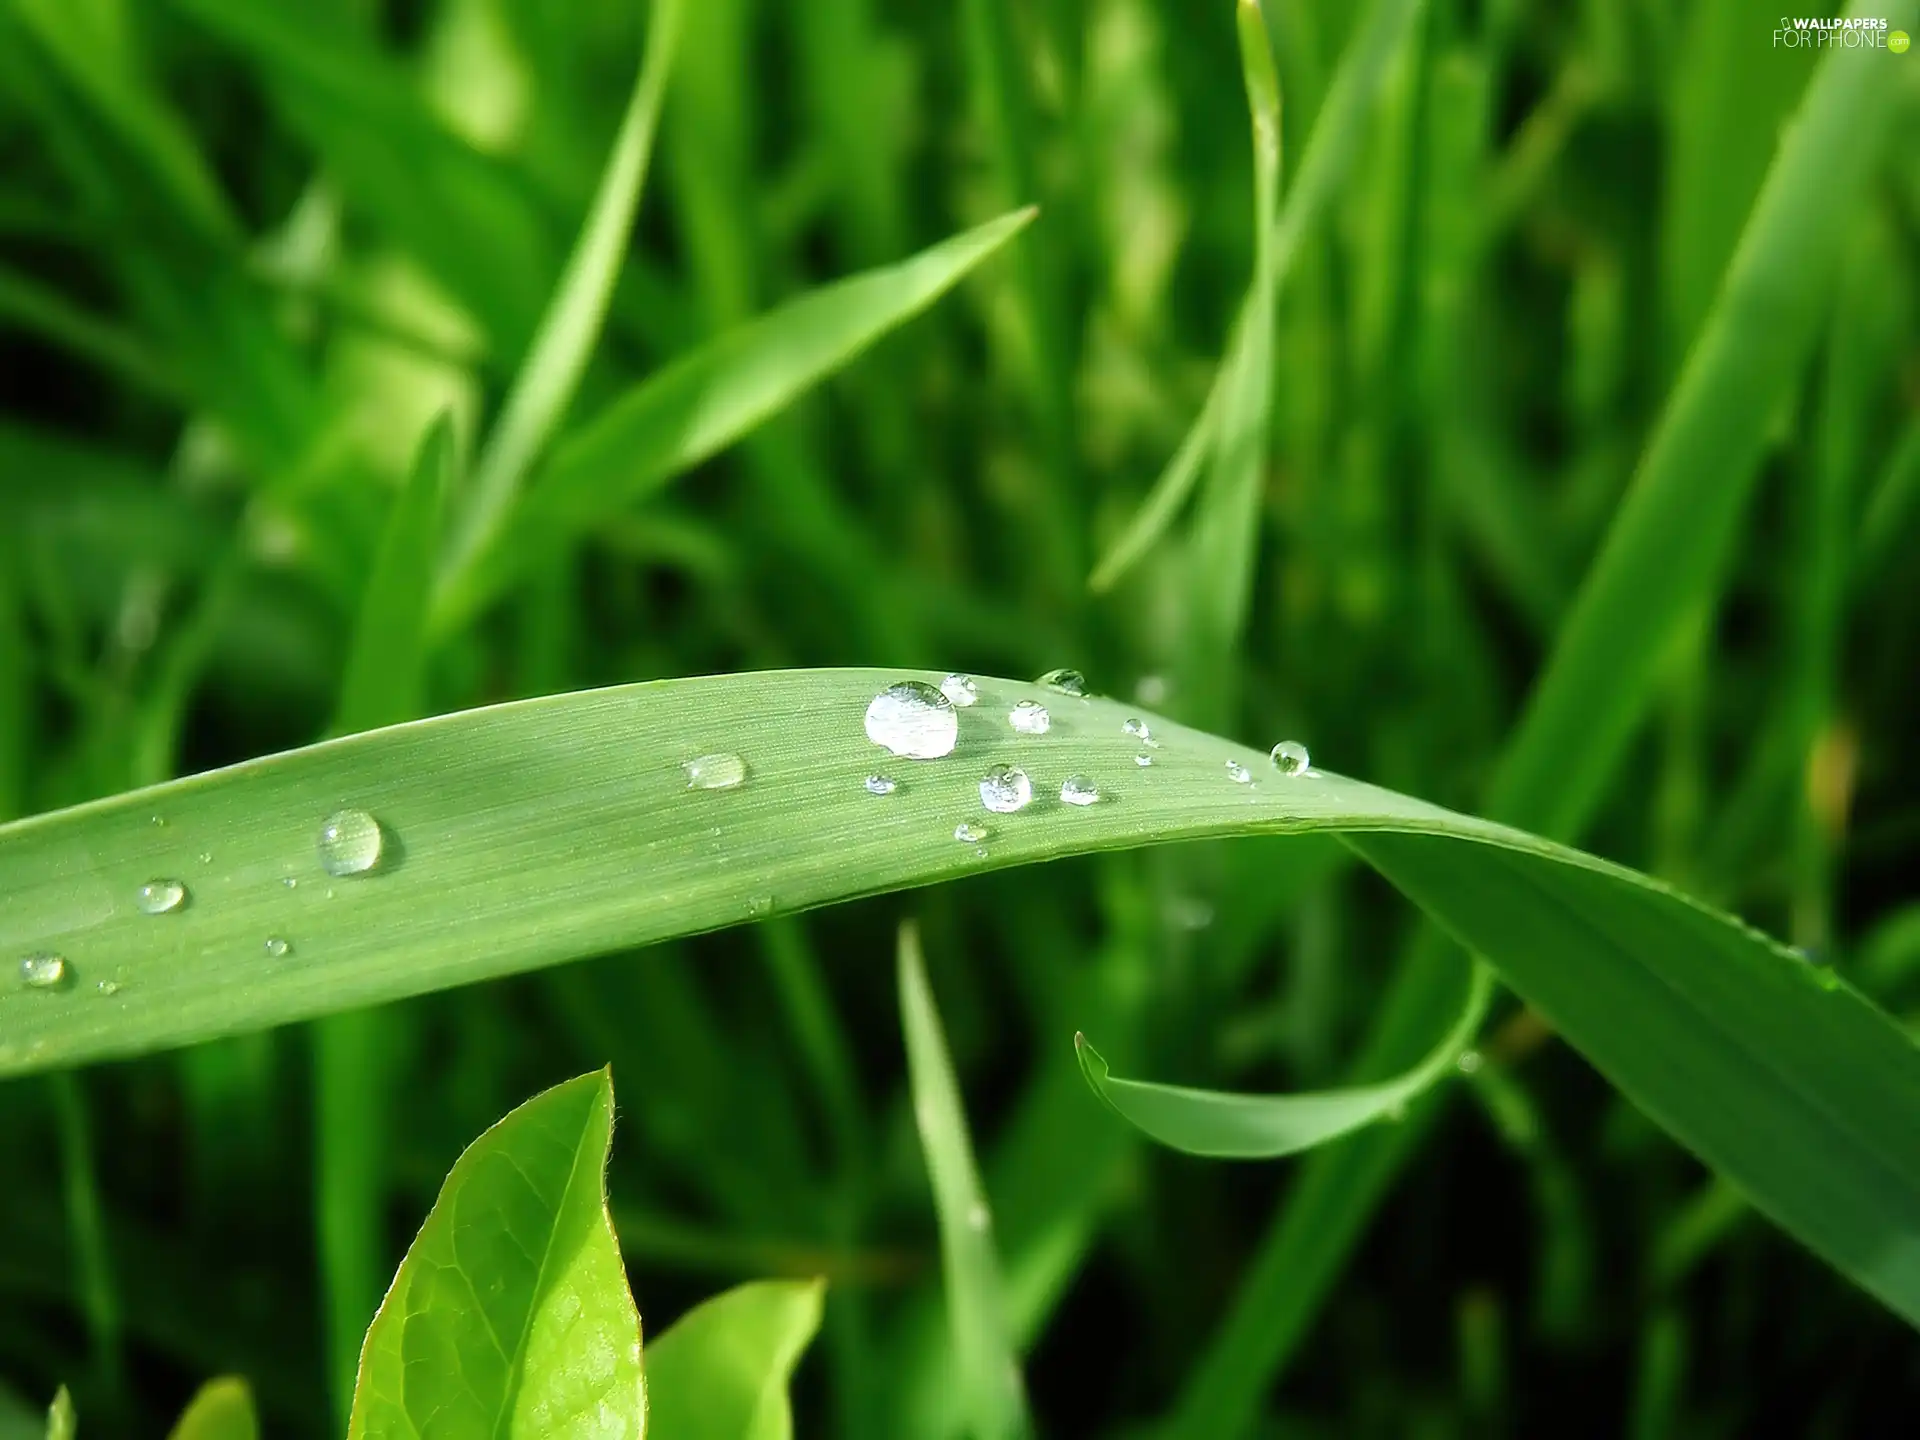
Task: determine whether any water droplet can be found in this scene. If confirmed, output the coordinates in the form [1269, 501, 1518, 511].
[282, 876, 298, 890]
[866, 681, 959, 759]
[149, 815, 166, 828]
[1270, 740, 1310, 776]
[980, 765, 1034, 814]
[1134, 753, 1154, 767]
[135, 878, 187, 915]
[197, 851, 213, 865]
[1123, 717, 1151, 740]
[19, 953, 70, 990]
[263, 937, 291, 959]
[1009, 700, 1051, 735]
[940, 673, 980, 707]
[95, 979, 122, 998]
[683, 753, 748, 791]
[973, 846, 989, 858]
[954, 821, 989, 843]
[1455, 1050, 1484, 1075]
[1060, 775, 1101, 806]
[1037, 668, 1087, 697]
[864, 774, 898, 796]
[318, 809, 384, 876]
[747, 895, 774, 919]
[1226, 760, 1252, 784]
[967, 1201, 992, 1232]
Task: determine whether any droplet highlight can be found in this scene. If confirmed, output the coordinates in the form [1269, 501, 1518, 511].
[1037, 668, 1087, 697]
[1009, 700, 1051, 735]
[979, 765, 1034, 814]
[866, 681, 960, 759]
[940, 673, 980, 707]
[954, 821, 989, 843]
[1123, 717, 1151, 741]
[1269, 740, 1310, 776]
[1134, 753, 1154, 767]
[317, 809, 383, 877]
[683, 753, 748, 791]
[1226, 760, 1252, 784]
[135, 878, 187, 915]
[263, 937, 291, 959]
[19, 953, 70, 991]
[864, 774, 898, 796]
[1060, 775, 1101, 807]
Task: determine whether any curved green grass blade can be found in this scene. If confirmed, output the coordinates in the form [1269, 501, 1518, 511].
[1073, 961, 1491, 1158]
[2, 671, 1919, 1325]
[899, 921, 1031, 1440]
[347, 1069, 643, 1439]
[643, 1278, 825, 1440]
[165, 1378, 257, 1440]
[446, 0, 684, 592]
[43, 1388, 73, 1440]
[437, 208, 1037, 630]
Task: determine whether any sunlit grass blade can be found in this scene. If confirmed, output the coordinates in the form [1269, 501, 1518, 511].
[433, 207, 1037, 629]
[643, 1278, 826, 1440]
[164, 1377, 257, 1440]
[1073, 961, 1489, 1157]
[44, 1387, 74, 1440]
[1086, 361, 1226, 594]
[899, 921, 1031, 1440]
[445, 0, 683, 591]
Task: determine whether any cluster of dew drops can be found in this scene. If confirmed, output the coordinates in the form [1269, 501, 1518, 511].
[856, 667, 1312, 853]
[15, 807, 387, 996]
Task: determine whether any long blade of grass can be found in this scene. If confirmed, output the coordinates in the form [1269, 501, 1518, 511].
[1074, 960, 1489, 1157]
[3, 671, 1919, 1326]
[434, 208, 1037, 629]
[899, 921, 1031, 1440]
[445, 0, 683, 591]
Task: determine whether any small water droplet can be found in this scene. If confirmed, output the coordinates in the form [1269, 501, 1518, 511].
[149, 815, 166, 828]
[1060, 775, 1101, 806]
[864, 774, 898, 796]
[940, 673, 980, 707]
[747, 895, 774, 919]
[1134, 753, 1154, 767]
[1269, 740, 1310, 776]
[979, 765, 1033, 814]
[95, 979, 122, 998]
[866, 682, 959, 759]
[135, 878, 187, 915]
[18, 953, 70, 990]
[318, 809, 384, 876]
[282, 876, 298, 890]
[1226, 760, 1252, 784]
[263, 937, 291, 959]
[1123, 717, 1151, 740]
[973, 845, 989, 858]
[197, 852, 213, 865]
[954, 821, 989, 843]
[967, 1201, 991, 1231]
[1009, 700, 1051, 735]
[1456, 1050, 1484, 1075]
[1037, 668, 1087, 697]
[683, 753, 748, 791]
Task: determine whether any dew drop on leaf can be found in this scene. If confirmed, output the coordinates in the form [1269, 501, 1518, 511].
[1037, 667, 1087, 697]
[683, 753, 748, 791]
[979, 765, 1033, 814]
[1269, 740, 1310, 776]
[135, 879, 187, 915]
[866, 681, 959, 759]
[954, 821, 988, 843]
[940, 673, 980, 707]
[1226, 760, 1252, 784]
[318, 809, 384, 876]
[263, 937, 291, 959]
[18, 953, 70, 990]
[1060, 775, 1101, 806]
[1009, 700, 1051, 735]
[864, 774, 898, 796]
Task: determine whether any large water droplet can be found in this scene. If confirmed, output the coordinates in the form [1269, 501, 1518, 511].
[318, 809, 383, 877]
[1060, 775, 1101, 807]
[954, 821, 988, 843]
[19, 953, 70, 990]
[1269, 740, 1309, 776]
[683, 753, 748, 791]
[1038, 668, 1087, 697]
[135, 878, 187, 915]
[866, 682, 959, 759]
[940, 673, 980, 707]
[263, 937, 291, 959]
[979, 765, 1033, 814]
[1226, 760, 1252, 784]
[1009, 700, 1051, 735]
[864, 774, 898, 796]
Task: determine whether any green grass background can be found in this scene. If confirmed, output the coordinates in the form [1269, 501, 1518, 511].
[2, 0, 1918, 1433]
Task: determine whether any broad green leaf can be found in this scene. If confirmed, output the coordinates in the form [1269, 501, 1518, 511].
[347, 1070, 643, 1439]
[643, 1279, 825, 1440]
[42, 1389, 72, 1440]
[165, 1378, 258, 1440]
[899, 922, 1030, 1440]
[4, 672, 1919, 1328]
[448, 0, 683, 588]
[1074, 961, 1491, 1157]
[434, 208, 1037, 628]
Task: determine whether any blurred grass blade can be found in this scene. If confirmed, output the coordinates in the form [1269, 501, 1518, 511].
[4, 673, 1919, 1327]
[347, 1070, 643, 1438]
[899, 921, 1031, 1440]
[1074, 961, 1489, 1158]
[435, 207, 1037, 628]
[1087, 0, 1425, 597]
[0, 265, 189, 404]
[643, 1278, 826, 1440]
[165, 1378, 257, 1440]
[446, 0, 684, 591]
[43, 1388, 73, 1440]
